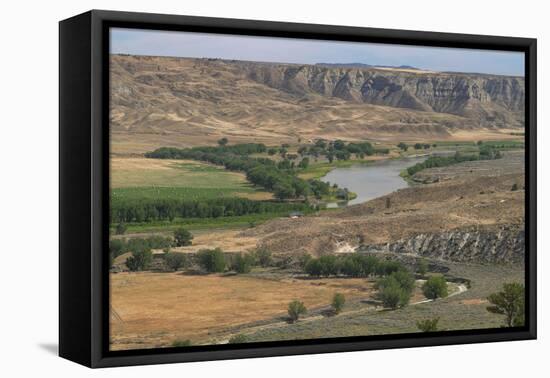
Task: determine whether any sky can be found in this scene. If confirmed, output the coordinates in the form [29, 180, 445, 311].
[110, 28, 524, 76]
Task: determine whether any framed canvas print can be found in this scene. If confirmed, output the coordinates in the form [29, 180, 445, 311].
[59, 10, 536, 368]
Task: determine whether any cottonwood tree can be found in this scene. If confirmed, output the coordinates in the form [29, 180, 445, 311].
[422, 275, 448, 300]
[487, 283, 525, 327]
[173, 228, 193, 247]
[126, 247, 153, 272]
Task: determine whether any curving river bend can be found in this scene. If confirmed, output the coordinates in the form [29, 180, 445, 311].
[321, 156, 427, 207]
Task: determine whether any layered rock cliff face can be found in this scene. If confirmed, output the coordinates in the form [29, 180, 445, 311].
[243, 63, 525, 127]
[109, 55, 525, 153]
[359, 225, 524, 264]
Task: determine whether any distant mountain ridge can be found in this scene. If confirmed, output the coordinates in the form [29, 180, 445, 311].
[109, 54, 525, 154]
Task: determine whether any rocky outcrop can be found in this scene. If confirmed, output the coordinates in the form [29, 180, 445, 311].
[243, 62, 525, 127]
[358, 225, 524, 264]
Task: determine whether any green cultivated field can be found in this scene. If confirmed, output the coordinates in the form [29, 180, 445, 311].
[111, 157, 271, 201]
[112, 187, 257, 202]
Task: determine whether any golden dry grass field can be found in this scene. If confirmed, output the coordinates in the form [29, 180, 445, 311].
[110, 272, 375, 350]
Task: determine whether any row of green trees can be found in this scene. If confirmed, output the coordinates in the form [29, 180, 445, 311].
[302, 254, 452, 310]
[195, 247, 273, 274]
[111, 197, 312, 223]
[110, 228, 193, 270]
[304, 139, 389, 160]
[406, 149, 501, 176]
[110, 235, 174, 260]
[304, 254, 408, 278]
[146, 144, 333, 200]
[147, 143, 268, 158]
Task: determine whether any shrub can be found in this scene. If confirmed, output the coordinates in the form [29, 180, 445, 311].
[331, 293, 346, 314]
[298, 157, 310, 169]
[487, 282, 525, 327]
[298, 254, 312, 269]
[288, 300, 307, 323]
[254, 247, 272, 267]
[511, 183, 519, 191]
[228, 334, 249, 344]
[109, 239, 125, 258]
[422, 275, 448, 300]
[218, 137, 229, 146]
[197, 248, 226, 273]
[164, 252, 186, 271]
[115, 223, 127, 235]
[172, 339, 191, 347]
[416, 258, 429, 277]
[416, 317, 440, 332]
[143, 235, 173, 249]
[397, 142, 408, 151]
[231, 253, 255, 274]
[126, 247, 153, 272]
[174, 228, 193, 247]
[275, 255, 294, 269]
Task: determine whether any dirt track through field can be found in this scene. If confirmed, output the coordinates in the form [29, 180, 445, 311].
[216, 279, 467, 344]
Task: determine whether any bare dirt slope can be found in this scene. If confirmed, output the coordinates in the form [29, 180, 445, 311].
[110, 55, 524, 154]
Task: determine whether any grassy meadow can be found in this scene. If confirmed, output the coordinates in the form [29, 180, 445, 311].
[111, 157, 272, 200]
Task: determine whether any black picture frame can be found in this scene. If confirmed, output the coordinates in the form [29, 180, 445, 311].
[59, 9, 537, 368]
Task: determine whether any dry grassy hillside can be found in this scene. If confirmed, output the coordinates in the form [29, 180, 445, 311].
[110, 55, 524, 154]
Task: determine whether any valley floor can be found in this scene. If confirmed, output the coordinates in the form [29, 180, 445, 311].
[110, 261, 523, 350]
[109, 146, 526, 351]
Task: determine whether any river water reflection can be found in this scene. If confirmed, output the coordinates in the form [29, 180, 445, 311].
[321, 156, 427, 207]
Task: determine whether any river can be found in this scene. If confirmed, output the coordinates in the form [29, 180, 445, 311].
[321, 156, 427, 207]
